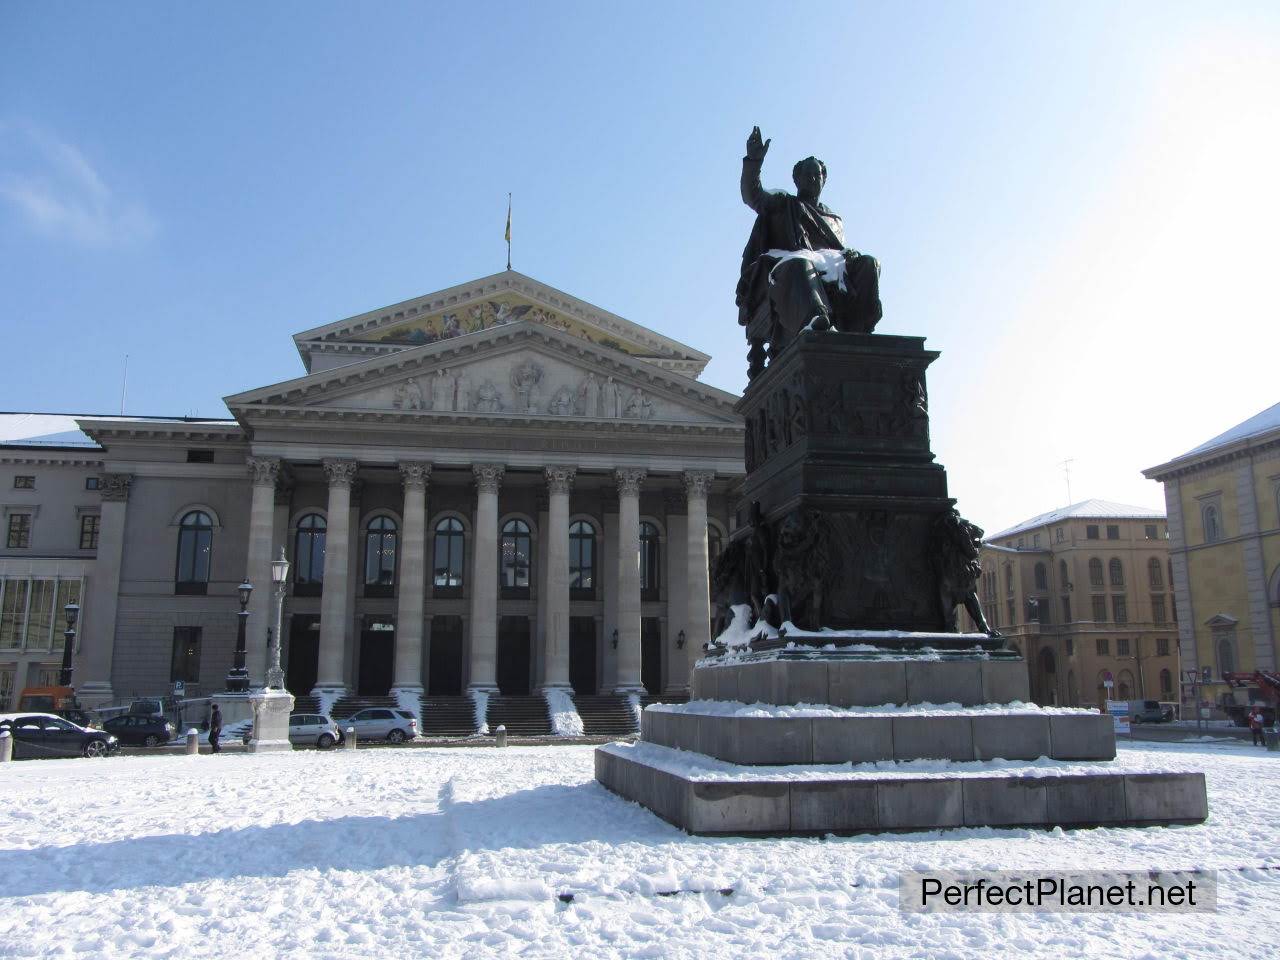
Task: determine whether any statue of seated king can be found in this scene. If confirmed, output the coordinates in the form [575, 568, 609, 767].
[736, 126, 883, 379]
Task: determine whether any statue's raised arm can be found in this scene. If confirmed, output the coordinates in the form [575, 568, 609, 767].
[741, 127, 772, 213]
[746, 126, 770, 162]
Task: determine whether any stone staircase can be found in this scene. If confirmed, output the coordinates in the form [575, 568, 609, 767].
[330, 695, 399, 721]
[572, 693, 639, 737]
[290, 694, 321, 715]
[486, 695, 552, 737]
[418, 695, 479, 737]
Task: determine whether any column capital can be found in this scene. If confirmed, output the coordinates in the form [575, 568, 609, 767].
[98, 473, 133, 502]
[544, 465, 577, 496]
[322, 458, 358, 488]
[472, 462, 505, 494]
[247, 456, 282, 487]
[614, 467, 646, 498]
[399, 460, 433, 490]
[682, 470, 715, 499]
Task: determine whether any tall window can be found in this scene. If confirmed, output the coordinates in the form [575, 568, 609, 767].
[1215, 627, 1236, 676]
[1061, 596, 1072, 623]
[1091, 595, 1108, 621]
[433, 518, 466, 593]
[1160, 669, 1172, 696]
[1096, 637, 1109, 656]
[1203, 505, 1220, 543]
[1106, 525, 1120, 540]
[7, 513, 33, 548]
[1034, 563, 1048, 590]
[364, 516, 397, 596]
[1086, 524, 1099, 540]
[1005, 563, 1014, 596]
[171, 626, 201, 684]
[501, 519, 532, 593]
[1156, 637, 1170, 656]
[175, 511, 213, 595]
[640, 521, 661, 601]
[1088, 558, 1104, 587]
[1108, 558, 1124, 587]
[1112, 595, 1128, 623]
[1117, 637, 1130, 657]
[1148, 557, 1163, 588]
[79, 514, 100, 550]
[1059, 560, 1070, 589]
[569, 520, 595, 597]
[295, 514, 327, 596]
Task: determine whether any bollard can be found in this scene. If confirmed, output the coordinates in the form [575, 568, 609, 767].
[495, 724, 507, 748]
[185, 728, 199, 755]
[0, 729, 11, 763]
[345, 727, 357, 750]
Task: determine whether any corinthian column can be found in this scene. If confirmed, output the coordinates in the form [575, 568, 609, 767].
[245, 456, 281, 685]
[682, 471, 715, 689]
[468, 463, 504, 691]
[614, 467, 646, 692]
[543, 465, 576, 689]
[392, 461, 431, 696]
[314, 458, 357, 695]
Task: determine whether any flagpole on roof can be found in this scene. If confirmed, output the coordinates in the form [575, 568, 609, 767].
[505, 193, 512, 271]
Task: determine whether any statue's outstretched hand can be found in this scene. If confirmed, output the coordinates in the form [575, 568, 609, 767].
[746, 126, 770, 162]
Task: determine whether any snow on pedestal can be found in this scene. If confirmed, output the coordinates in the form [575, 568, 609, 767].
[247, 688, 295, 753]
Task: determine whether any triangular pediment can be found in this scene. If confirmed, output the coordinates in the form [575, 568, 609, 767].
[228, 321, 739, 426]
[292, 270, 709, 379]
[1204, 613, 1239, 628]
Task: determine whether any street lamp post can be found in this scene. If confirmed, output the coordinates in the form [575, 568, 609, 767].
[266, 547, 289, 690]
[58, 601, 80, 687]
[226, 577, 254, 692]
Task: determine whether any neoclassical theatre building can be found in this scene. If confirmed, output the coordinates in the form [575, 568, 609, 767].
[0, 271, 744, 731]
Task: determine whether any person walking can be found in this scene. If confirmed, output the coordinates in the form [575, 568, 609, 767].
[208, 703, 223, 754]
[1247, 706, 1265, 747]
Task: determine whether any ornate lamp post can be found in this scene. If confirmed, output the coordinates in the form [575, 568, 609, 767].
[266, 547, 289, 690]
[58, 601, 80, 687]
[226, 577, 253, 692]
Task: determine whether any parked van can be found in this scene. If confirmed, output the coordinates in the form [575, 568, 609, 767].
[1127, 700, 1170, 723]
[16, 686, 94, 727]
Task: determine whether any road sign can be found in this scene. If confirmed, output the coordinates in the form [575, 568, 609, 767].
[173, 680, 185, 697]
[1107, 700, 1131, 735]
[1103, 679, 1114, 689]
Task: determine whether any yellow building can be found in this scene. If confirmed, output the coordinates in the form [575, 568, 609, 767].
[1144, 402, 1280, 716]
[966, 501, 1180, 710]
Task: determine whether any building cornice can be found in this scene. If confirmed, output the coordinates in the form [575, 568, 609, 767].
[1143, 431, 1280, 481]
[0, 452, 103, 467]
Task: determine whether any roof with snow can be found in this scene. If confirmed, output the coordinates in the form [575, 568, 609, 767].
[988, 499, 1165, 541]
[0, 413, 99, 449]
[1178, 401, 1280, 459]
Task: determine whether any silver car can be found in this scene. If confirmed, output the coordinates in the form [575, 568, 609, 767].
[288, 713, 342, 749]
[343, 708, 418, 744]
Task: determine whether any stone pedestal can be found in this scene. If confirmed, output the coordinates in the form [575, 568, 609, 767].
[211, 692, 255, 730]
[247, 688, 295, 753]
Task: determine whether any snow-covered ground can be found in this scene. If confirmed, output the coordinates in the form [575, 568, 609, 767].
[1, 741, 1277, 959]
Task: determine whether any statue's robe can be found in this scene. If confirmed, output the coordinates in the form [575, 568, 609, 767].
[736, 157, 882, 351]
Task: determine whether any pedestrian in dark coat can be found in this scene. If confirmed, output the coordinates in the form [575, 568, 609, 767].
[209, 703, 222, 753]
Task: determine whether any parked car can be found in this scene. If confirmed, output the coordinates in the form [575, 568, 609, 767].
[343, 708, 418, 743]
[1127, 700, 1171, 724]
[102, 714, 177, 747]
[0, 713, 119, 759]
[288, 713, 343, 749]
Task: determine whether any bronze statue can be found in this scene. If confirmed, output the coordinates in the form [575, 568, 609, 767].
[737, 126, 882, 377]
[930, 508, 996, 636]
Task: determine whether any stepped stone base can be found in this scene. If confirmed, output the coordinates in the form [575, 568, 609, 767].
[596, 743, 1209, 836]
[641, 709, 1115, 764]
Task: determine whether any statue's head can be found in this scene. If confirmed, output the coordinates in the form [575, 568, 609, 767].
[792, 156, 827, 201]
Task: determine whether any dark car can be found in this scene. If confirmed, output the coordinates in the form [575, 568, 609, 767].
[0, 713, 119, 759]
[102, 713, 177, 747]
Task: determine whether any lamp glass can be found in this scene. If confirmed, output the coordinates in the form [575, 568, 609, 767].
[237, 578, 253, 606]
[64, 602, 79, 628]
[270, 555, 290, 585]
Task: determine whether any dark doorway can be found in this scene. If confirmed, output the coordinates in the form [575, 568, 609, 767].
[358, 617, 395, 695]
[641, 617, 662, 695]
[428, 616, 464, 695]
[570, 617, 597, 694]
[497, 616, 532, 695]
[286, 615, 320, 694]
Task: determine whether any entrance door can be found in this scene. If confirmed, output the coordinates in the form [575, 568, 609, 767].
[641, 617, 662, 695]
[497, 616, 531, 695]
[428, 616, 464, 695]
[358, 617, 395, 696]
[569, 617, 597, 694]
[286, 615, 320, 694]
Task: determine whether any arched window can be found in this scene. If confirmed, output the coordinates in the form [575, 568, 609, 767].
[1217, 635, 1236, 676]
[295, 514, 327, 596]
[1108, 558, 1124, 587]
[1034, 563, 1048, 590]
[1203, 505, 1220, 543]
[1089, 558, 1104, 587]
[433, 517, 465, 594]
[501, 519, 532, 593]
[1004, 563, 1014, 596]
[569, 520, 595, 597]
[640, 521, 661, 600]
[175, 511, 213, 595]
[1059, 560, 1070, 590]
[1148, 557, 1163, 588]
[1160, 668, 1173, 697]
[1117, 670, 1135, 701]
[364, 516, 397, 596]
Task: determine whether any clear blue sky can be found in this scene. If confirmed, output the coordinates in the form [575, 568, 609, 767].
[3, 1, 1277, 534]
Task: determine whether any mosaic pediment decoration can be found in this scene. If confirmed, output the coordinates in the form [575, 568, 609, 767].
[374, 296, 635, 355]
